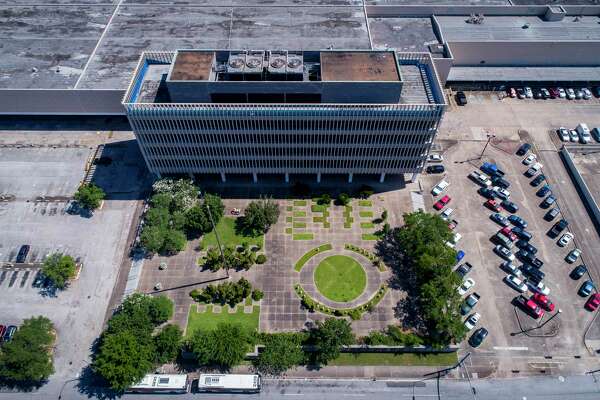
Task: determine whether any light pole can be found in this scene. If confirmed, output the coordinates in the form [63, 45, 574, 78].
[479, 133, 496, 159]
[511, 308, 562, 336]
[198, 190, 229, 277]
[412, 353, 472, 400]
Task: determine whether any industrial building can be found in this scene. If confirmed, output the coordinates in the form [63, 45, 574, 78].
[123, 49, 446, 182]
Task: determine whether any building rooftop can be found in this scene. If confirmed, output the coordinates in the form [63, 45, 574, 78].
[170, 51, 215, 81]
[368, 18, 441, 54]
[320, 52, 400, 82]
[448, 66, 600, 82]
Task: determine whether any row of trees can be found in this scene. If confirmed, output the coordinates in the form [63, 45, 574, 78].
[189, 278, 264, 306]
[204, 244, 266, 272]
[0, 316, 55, 385]
[92, 293, 181, 391]
[393, 211, 466, 347]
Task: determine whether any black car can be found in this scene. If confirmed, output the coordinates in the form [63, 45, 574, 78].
[455, 262, 473, 278]
[2, 326, 17, 342]
[541, 195, 556, 208]
[516, 143, 531, 156]
[531, 174, 546, 187]
[516, 240, 537, 255]
[530, 257, 544, 269]
[533, 89, 543, 99]
[516, 249, 535, 264]
[544, 208, 559, 222]
[524, 167, 538, 178]
[426, 165, 445, 174]
[550, 219, 568, 237]
[456, 91, 467, 106]
[492, 176, 510, 189]
[536, 185, 551, 197]
[469, 328, 489, 347]
[16, 245, 30, 264]
[512, 227, 532, 241]
[570, 265, 587, 280]
[478, 187, 496, 199]
[501, 200, 518, 213]
[521, 264, 545, 282]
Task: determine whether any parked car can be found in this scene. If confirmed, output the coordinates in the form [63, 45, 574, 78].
[516, 239, 537, 254]
[536, 184, 551, 197]
[458, 278, 476, 296]
[533, 89, 543, 99]
[579, 280, 595, 297]
[494, 232, 514, 249]
[16, 245, 30, 264]
[582, 88, 593, 100]
[464, 313, 481, 331]
[531, 174, 546, 187]
[549, 88, 560, 98]
[494, 245, 515, 261]
[490, 213, 509, 227]
[566, 248, 582, 263]
[485, 199, 501, 212]
[532, 293, 555, 312]
[500, 261, 522, 277]
[431, 179, 449, 196]
[558, 87, 567, 98]
[516, 88, 526, 99]
[570, 264, 587, 280]
[0, 326, 6, 341]
[594, 86, 600, 98]
[456, 91, 467, 106]
[461, 293, 481, 315]
[511, 227, 532, 241]
[478, 187, 496, 199]
[470, 171, 492, 187]
[558, 232, 574, 247]
[441, 207, 454, 219]
[523, 153, 537, 165]
[446, 233, 463, 248]
[541, 195, 556, 208]
[500, 227, 517, 241]
[521, 264, 545, 283]
[527, 280, 550, 296]
[516, 143, 531, 156]
[569, 129, 579, 142]
[3, 326, 16, 342]
[481, 162, 505, 177]
[524, 87, 533, 98]
[516, 249, 535, 264]
[501, 200, 518, 213]
[530, 257, 544, 269]
[508, 215, 527, 228]
[507, 88, 517, 98]
[585, 294, 600, 311]
[448, 219, 459, 230]
[566, 88, 576, 100]
[525, 163, 543, 177]
[493, 186, 510, 200]
[426, 165, 445, 174]
[455, 262, 473, 278]
[469, 327, 488, 347]
[544, 207, 559, 221]
[456, 250, 465, 262]
[550, 219, 568, 237]
[505, 274, 527, 293]
[576, 123, 592, 144]
[515, 295, 544, 319]
[540, 88, 550, 99]
[433, 195, 451, 210]
[492, 176, 510, 189]
[592, 127, 600, 143]
[427, 154, 443, 163]
[557, 127, 570, 142]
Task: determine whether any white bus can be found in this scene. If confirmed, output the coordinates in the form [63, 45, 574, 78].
[126, 374, 189, 394]
[195, 374, 261, 393]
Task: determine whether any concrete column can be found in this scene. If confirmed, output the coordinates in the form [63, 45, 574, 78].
[379, 172, 386, 183]
[253, 173, 258, 183]
[188, 172, 194, 180]
[411, 172, 419, 183]
[317, 173, 321, 183]
[285, 173, 289, 183]
[348, 173, 353, 183]
[220, 172, 226, 183]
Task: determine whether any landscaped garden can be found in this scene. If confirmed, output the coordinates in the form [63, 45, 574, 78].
[201, 216, 264, 249]
[186, 304, 260, 337]
[314, 255, 366, 302]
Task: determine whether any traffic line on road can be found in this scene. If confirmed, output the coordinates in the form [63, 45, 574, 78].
[493, 346, 529, 351]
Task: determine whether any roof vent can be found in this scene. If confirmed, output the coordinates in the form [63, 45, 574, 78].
[268, 51, 287, 74]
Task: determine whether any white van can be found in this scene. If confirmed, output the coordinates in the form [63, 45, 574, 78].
[431, 179, 449, 196]
[576, 123, 591, 144]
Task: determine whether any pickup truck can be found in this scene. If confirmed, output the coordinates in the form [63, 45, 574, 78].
[481, 162, 505, 177]
[469, 171, 492, 187]
[431, 179, 450, 196]
[461, 292, 481, 315]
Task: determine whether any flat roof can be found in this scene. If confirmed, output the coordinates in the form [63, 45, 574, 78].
[170, 51, 214, 81]
[448, 66, 600, 82]
[368, 17, 440, 53]
[320, 51, 400, 82]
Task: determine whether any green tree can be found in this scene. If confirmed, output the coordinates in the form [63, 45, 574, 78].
[381, 210, 388, 221]
[120, 293, 173, 326]
[92, 330, 155, 392]
[0, 316, 55, 384]
[162, 229, 187, 254]
[336, 193, 351, 206]
[310, 318, 354, 366]
[149, 193, 172, 209]
[189, 323, 252, 368]
[41, 253, 77, 290]
[241, 198, 280, 236]
[204, 193, 225, 224]
[74, 183, 105, 210]
[140, 225, 165, 254]
[317, 193, 331, 205]
[184, 205, 210, 234]
[255, 334, 304, 375]
[154, 324, 183, 364]
[144, 207, 170, 228]
[170, 211, 187, 231]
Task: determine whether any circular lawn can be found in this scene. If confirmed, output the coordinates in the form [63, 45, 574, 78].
[314, 255, 366, 302]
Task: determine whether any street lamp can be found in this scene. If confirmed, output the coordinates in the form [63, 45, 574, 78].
[198, 190, 229, 277]
[511, 308, 562, 336]
[478, 133, 496, 159]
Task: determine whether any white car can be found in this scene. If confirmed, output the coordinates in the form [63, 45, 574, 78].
[558, 232, 574, 247]
[469, 171, 492, 187]
[458, 278, 476, 296]
[523, 154, 537, 165]
[495, 245, 515, 261]
[524, 87, 533, 98]
[558, 87, 566, 98]
[582, 88, 593, 100]
[441, 208, 454, 220]
[431, 179, 449, 196]
[557, 127, 570, 142]
[528, 281, 550, 296]
[428, 154, 443, 163]
[445, 232, 462, 248]
[569, 129, 579, 142]
[464, 313, 481, 330]
[500, 261, 522, 277]
[530, 162, 543, 173]
[566, 88, 576, 100]
[493, 186, 510, 200]
[505, 274, 527, 293]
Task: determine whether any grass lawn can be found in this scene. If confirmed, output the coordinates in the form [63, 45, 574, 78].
[314, 255, 366, 302]
[311, 204, 329, 213]
[294, 243, 333, 272]
[293, 221, 307, 228]
[286, 205, 293, 212]
[186, 304, 260, 337]
[358, 200, 373, 207]
[285, 227, 293, 234]
[201, 217, 264, 249]
[329, 352, 458, 366]
[293, 200, 307, 206]
[362, 233, 379, 241]
[293, 233, 314, 240]
[293, 210, 307, 217]
[286, 216, 293, 223]
[360, 222, 375, 229]
[359, 211, 374, 218]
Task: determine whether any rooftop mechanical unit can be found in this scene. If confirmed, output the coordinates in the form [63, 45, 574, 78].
[268, 51, 287, 75]
[245, 50, 265, 80]
[286, 53, 304, 80]
[227, 51, 246, 76]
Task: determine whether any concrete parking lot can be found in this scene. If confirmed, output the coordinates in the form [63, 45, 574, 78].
[0, 133, 143, 392]
[428, 92, 600, 378]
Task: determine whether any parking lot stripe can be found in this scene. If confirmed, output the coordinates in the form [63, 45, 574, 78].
[493, 346, 529, 351]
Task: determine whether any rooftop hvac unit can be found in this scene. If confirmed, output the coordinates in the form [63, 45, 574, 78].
[245, 50, 264, 74]
[286, 53, 303, 74]
[268, 51, 287, 74]
[227, 51, 246, 74]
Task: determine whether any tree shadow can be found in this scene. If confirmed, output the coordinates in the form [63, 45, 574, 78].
[75, 365, 119, 400]
[0, 377, 46, 393]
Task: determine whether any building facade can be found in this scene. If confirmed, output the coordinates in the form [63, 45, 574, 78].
[123, 49, 446, 183]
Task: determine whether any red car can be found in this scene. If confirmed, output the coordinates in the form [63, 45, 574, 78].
[485, 199, 501, 212]
[0, 325, 5, 340]
[507, 88, 516, 98]
[585, 293, 600, 311]
[434, 195, 451, 211]
[532, 293, 555, 312]
[448, 219, 458, 230]
[516, 295, 544, 319]
[549, 88, 560, 99]
[500, 227, 517, 242]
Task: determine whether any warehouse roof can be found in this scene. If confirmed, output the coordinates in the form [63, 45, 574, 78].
[448, 66, 600, 82]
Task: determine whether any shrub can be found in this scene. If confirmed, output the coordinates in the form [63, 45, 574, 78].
[348, 309, 362, 320]
[251, 289, 264, 301]
[256, 254, 267, 264]
[74, 183, 105, 210]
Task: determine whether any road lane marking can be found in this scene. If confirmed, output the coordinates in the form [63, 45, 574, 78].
[493, 346, 529, 351]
